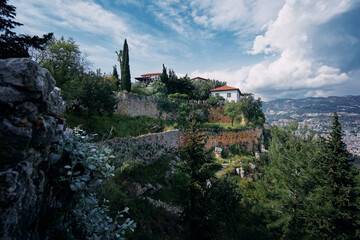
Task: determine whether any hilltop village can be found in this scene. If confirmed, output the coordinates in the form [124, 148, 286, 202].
[1, 4, 360, 238]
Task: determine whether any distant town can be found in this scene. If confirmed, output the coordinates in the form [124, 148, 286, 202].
[263, 96, 360, 157]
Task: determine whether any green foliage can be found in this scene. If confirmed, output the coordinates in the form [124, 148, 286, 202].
[112, 65, 119, 87]
[240, 96, 265, 126]
[0, 0, 53, 58]
[203, 176, 244, 238]
[160, 64, 169, 91]
[150, 79, 168, 96]
[224, 96, 265, 126]
[180, 118, 221, 239]
[309, 113, 360, 239]
[121, 39, 131, 92]
[169, 75, 194, 95]
[37, 36, 88, 101]
[78, 73, 118, 116]
[41, 128, 135, 239]
[258, 124, 317, 239]
[131, 83, 151, 96]
[157, 97, 178, 113]
[178, 103, 191, 121]
[123, 158, 170, 185]
[66, 111, 173, 138]
[190, 78, 226, 100]
[168, 93, 188, 100]
[207, 95, 225, 107]
[224, 101, 243, 126]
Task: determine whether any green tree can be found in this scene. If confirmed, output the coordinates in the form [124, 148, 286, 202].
[160, 64, 169, 92]
[0, 0, 52, 58]
[190, 78, 226, 100]
[224, 101, 242, 126]
[309, 113, 360, 239]
[168, 93, 188, 100]
[120, 39, 131, 92]
[207, 95, 225, 107]
[150, 79, 167, 97]
[260, 124, 317, 239]
[240, 95, 265, 126]
[78, 72, 118, 116]
[112, 65, 119, 89]
[180, 118, 220, 240]
[37, 36, 88, 101]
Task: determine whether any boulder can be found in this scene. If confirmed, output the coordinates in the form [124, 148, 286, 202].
[0, 58, 65, 240]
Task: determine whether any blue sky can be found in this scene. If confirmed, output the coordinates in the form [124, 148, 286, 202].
[11, 0, 360, 100]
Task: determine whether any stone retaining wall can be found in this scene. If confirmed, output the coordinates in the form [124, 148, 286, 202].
[107, 128, 263, 162]
[107, 130, 183, 162]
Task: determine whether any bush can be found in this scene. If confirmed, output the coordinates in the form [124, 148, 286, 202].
[168, 93, 188, 100]
[43, 128, 135, 239]
[207, 95, 225, 107]
[78, 73, 118, 116]
[131, 83, 151, 96]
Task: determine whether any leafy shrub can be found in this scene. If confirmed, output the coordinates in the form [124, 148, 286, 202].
[207, 95, 225, 107]
[131, 83, 151, 96]
[55, 128, 136, 239]
[168, 93, 188, 100]
[157, 97, 178, 113]
[78, 73, 118, 116]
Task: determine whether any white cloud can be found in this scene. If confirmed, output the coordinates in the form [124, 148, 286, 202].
[189, 0, 285, 33]
[192, 0, 356, 100]
[12, 0, 182, 75]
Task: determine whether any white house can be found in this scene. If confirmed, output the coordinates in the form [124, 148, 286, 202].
[210, 86, 242, 102]
[134, 73, 162, 86]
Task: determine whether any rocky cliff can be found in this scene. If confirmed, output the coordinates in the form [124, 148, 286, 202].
[0, 58, 65, 240]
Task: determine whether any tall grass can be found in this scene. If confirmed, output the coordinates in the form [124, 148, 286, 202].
[66, 110, 174, 138]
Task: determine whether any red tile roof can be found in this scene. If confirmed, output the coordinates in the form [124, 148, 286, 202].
[210, 86, 239, 92]
[141, 73, 162, 77]
[191, 76, 208, 80]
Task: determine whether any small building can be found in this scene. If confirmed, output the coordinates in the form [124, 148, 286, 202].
[135, 73, 162, 86]
[210, 86, 242, 102]
[191, 76, 209, 81]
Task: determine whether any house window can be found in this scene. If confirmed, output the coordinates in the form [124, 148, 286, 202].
[227, 93, 231, 98]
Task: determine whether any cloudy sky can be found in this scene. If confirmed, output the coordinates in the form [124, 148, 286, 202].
[11, 0, 360, 100]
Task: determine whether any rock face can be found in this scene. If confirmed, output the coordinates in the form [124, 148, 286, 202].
[0, 58, 65, 240]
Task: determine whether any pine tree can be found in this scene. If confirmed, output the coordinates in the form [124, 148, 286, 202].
[0, 0, 52, 58]
[260, 124, 317, 239]
[180, 117, 219, 240]
[310, 113, 360, 239]
[120, 39, 131, 92]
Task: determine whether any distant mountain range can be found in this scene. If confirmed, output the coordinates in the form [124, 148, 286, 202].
[262, 95, 360, 158]
[263, 95, 360, 121]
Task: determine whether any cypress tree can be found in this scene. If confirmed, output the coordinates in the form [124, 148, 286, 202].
[160, 64, 169, 93]
[310, 112, 360, 239]
[120, 39, 131, 92]
[112, 65, 119, 80]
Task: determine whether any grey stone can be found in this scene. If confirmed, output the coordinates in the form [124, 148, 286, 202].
[0, 58, 55, 103]
[46, 87, 65, 116]
[31, 115, 56, 148]
[0, 58, 65, 240]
